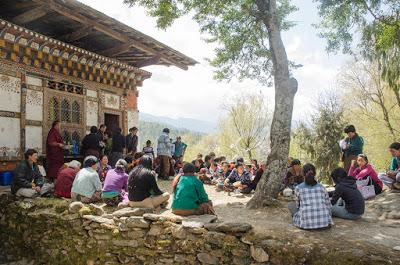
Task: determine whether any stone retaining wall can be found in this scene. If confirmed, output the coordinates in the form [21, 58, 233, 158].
[0, 194, 398, 265]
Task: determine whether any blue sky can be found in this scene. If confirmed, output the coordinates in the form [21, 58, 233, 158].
[79, 0, 350, 124]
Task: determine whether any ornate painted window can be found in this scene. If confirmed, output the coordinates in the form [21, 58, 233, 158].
[61, 99, 70, 123]
[71, 101, 81, 124]
[49, 97, 59, 121]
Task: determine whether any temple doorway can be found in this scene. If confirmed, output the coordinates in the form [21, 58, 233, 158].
[104, 113, 120, 134]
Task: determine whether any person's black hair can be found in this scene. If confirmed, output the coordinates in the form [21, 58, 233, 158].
[84, 157, 98, 168]
[357, 154, 369, 163]
[106, 130, 112, 137]
[330, 168, 347, 185]
[132, 127, 138, 131]
[197, 153, 203, 158]
[125, 155, 134, 165]
[210, 162, 218, 167]
[290, 159, 301, 167]
[99, 124, 106, 129]
[214, 157, 221, 163]
[138, 155, 153, 170]
[389, 142, 400, 150]
[146, 140, 151, 145]
[25, 149, 38, 160]
[115, 127, 122, 134]
[163, 128, 170, 133]
[99, 154, 108, 161]
[90, 126, 98, 134]
[303, 163, 317, 186]
[236, 157, 244, 164]
[204, 155, 211, 162]
[252, 159, 258, 165]
[128, 155, 155, 189]
[183, 163, 196, 174]
[52, 120, 60, 128]
[209, 152, 216, 157]
[344, 125, 356, 134]
[235, 162, 244, 169]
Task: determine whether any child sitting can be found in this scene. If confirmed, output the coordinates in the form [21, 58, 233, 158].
[348, 154, 383, 195]
[284, 159, 304, 189]
[172, 163, 215, 216]
[288, 163, 332, 230]
[224, 163, 252, 193]
[330, 168, 365, 220]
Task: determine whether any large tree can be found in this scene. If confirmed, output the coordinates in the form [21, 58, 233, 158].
[315, 0, 400, 103]
[124, 0, 299, 207]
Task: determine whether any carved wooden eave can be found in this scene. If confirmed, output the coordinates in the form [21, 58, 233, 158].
[0, 0, 198, 70]
[0, 19, 151, 90]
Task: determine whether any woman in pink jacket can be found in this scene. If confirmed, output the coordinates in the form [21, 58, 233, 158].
[348, 154, 383, 195]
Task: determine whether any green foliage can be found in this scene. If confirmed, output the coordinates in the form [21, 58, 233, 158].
[314, 0, 400, 93]
[292, 93, 346, 183]
[217, 91, 272, 160]
[124, 0, 298, 84]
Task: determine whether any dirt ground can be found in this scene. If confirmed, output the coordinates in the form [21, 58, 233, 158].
[157, 180, 400, 252]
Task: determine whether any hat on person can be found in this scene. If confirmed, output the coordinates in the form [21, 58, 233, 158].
[68, 160, 81, 169]
[115, 159, 128, 169]
[163, 128, 170, 133]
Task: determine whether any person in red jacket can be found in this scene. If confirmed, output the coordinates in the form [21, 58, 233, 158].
[348, 154, 383, 195]
[54, 160, 81, 198]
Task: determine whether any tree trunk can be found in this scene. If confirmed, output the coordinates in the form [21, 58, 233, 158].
[247, 0, 297, 208]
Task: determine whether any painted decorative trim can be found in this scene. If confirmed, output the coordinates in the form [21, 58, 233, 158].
[26, 120, 42, 126]
[0, 111, 20, 118]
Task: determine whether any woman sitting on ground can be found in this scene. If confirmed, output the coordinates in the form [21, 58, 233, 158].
[378, 142, 400, 190]
[330, 168, 365, 220]
[102, 159, 129, 206]
[128, 155, 170, 209]
[97, 154, 111, 183]
[172, 163, 215, 216]
[224, 163, 252, 193]
[348, 154, 383, 195]
[288, 163, 332, 230]
[54, 160, 81, 198]
[71, 156, 102, 203]
[284, 159, 304, 189]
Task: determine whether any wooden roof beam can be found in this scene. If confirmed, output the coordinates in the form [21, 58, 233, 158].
[32, 0, 189, 70]
[134, 54, 162, 68]
[13, 6, 48, 25]
[61, 25, 94, 42]
[100, 43, 133, 57]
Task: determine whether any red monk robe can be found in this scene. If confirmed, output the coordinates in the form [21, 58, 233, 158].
[46, 122, 65, 181]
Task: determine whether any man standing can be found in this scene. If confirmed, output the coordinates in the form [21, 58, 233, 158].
[98, 124, 107, 153]
[126, 127, 139, 155]
[81, 126, 102, 158]
[342, 125, 364, 172]
[157, 128, 172, 179]
[173, 136, 187, 160]
[46, 120, 65, 182]
[109, 127, 125, 168]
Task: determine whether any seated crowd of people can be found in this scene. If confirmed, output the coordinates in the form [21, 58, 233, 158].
[9, 123, 400, 227]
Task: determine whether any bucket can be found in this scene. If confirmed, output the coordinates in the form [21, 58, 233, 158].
[0, 171, 13, 186]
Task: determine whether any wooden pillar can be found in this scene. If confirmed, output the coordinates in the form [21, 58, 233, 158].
[20, 72, 27, 155]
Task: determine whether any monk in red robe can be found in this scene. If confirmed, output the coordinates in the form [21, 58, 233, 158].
[46, 120, 65, 181]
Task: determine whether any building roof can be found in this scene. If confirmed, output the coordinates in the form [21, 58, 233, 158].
[0, 0, 198, 70]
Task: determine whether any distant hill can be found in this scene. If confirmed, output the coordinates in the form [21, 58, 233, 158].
[139, 112, 216, 134]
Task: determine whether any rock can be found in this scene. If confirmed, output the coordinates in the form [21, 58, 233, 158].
[78, 206, 92, 216]
[112, 207, 154, 218]
[82, 215, 115, 225]
[125, 217, 150, 228]
[143, 213, 183, 223]
[89, 203, 105, 216]
[197, 253, 219, 264]
[250, 246, 269, 263]
[68, 202, 84, 213]
[205, 222, 252, 233]
[148, 225, 163, 236]
[182, 215, 218, 228]
[387, 210, 400, 220]
[171, 226, 187, 239]
[112, 239, 139, 247]
[394, 246, 400, 251]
